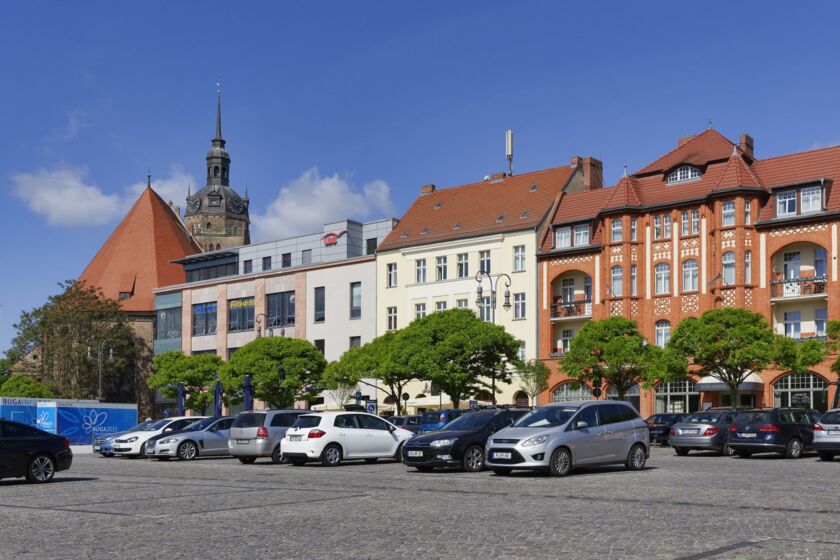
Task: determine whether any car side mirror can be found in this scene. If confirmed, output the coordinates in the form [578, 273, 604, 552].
[163, 427, 172, 433]
[575, 421, 589, 429]
[387, 424, 396, 433]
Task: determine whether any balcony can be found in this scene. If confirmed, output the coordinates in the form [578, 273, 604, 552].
[550, 300, 592, 320]
[770, 277, 827, 300]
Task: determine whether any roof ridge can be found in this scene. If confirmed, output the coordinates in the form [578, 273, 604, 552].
[755, 142, 840, 164]
[419, 164, 573, 195]
[636, 128, 735, 174]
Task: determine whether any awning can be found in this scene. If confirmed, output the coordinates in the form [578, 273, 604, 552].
[309, 401, 395, 412]
[695, 373, 765, 393]
[405, 395, 494, 409]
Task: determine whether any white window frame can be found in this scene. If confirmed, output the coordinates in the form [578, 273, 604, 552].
[574, 224, 589, 246]
[653, 215, 661, 239]
[555, 227, 571, 249]
[386, 263, 397, 288]
[479, 296, 491, 322]
[784, 311, 801, 339]
[435, 301, 447, 312]
[777, 190, 796, 217]
[415, 259, 426, 283]
[560, 277, 575, 303]
[722, 201, 736, 227]
[744, 200, 751, 225]
[681, 211, 689, 236]
[631, 265, 637, 296]
[630, 217, 637, 241]
[816, 308, 827, 337]
[722, 252, 736, 285]
[667, 165, 701, 183]
[745, 251, 752, 284]
[456, 298, 469, 309]
[479, 250, 491, 273]
[663, 214, 672, 238]
[691, 209, 700, 234]
[655, 320, 671, 348]
[801, 186, 822, 214]
[611, 266, 623, 297]
[436, 256, 447, 281]
[682, 259, 698, 292]
[513, 293, 526, 319]
[415, 303, 426, 319]
[386, 306, 397, 331]
[655, 263, 670, 295]
[513, 245, 526, 272]
[457, 253, 469, 278]
[611, 219, 622, 243]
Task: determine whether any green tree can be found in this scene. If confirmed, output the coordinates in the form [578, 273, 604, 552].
[563, 317, 685, 400]
[0, 375, 55, 398]
[670, 308, 775, 405]
[399, 309, 521, 408]
[148, 352, 223, 414]
[774, 336, 827, 376]
[219, 337, 326, 409]
[517, 359, 552, 406]
[0, 358, 11, 386]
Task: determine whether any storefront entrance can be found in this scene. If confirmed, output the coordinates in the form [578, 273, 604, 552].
[772, 373, 828, 412]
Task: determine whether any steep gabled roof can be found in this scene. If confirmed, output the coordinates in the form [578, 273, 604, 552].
[377, 165, 576, 252]
[603, 174, 642, 210]
[710, 148, 764, 194]
[636, 129, 736, 175]
[79, 187, 201, 312]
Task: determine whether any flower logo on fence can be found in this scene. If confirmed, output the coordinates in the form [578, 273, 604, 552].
[82, 410, 108, 433]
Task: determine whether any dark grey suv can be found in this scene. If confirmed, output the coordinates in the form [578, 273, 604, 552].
[228, 409, 307, 464]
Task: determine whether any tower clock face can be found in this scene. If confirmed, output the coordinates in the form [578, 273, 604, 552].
[187, 196, 201, 213]
[229, 195, 245, 214]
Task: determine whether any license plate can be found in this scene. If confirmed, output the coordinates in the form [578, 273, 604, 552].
[236, 439, 249, 444]
[738, 433, 757, 438]
[289, 435, 301, 442]
[828, 430, 840, 435]
[683, 429, 700, 434]
[407, 450, 423, 457]
[492, 452, 512, 460]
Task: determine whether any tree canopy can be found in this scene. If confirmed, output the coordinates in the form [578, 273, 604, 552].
[148, 351, 224, 414]
[219, 337, 326, 409]
[517, 359, 552, 406]
[0, 375, 55, 398]
[774, 336, 827, 376]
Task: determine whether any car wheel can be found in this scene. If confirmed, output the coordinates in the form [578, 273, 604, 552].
[818, 452, 835, 462]
[737, 450, 752, 459]
[321, 444, 342, 467]
[415, 466, 434, 472]
[674, 448, 689, 457]
[626, 444, 647, 471]
[492, 467, 513, 476]
[138, 443, 147, 458]
[237, 457, 257, 465]
[462, 446, 485, 473]
[177, 441, 198, 461]
[271, 445, 283, 464]
[785, 438, 803, 459]
[26, 454, 56, 483]
[549, 447, 572, 477]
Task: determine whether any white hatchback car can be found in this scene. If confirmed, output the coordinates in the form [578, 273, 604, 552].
[112, 417, 206, 457]
[281, 412, 414, 466]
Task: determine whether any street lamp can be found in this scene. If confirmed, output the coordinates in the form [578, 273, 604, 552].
[87, 338, 114, 402]
[474, 270, 513, 404]
[255, 313, 267, 338]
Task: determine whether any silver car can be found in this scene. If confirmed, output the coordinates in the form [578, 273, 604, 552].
[669, 409, 740, 456]
[228, 409, 308, 464]
[485, 401, 649, 477]
[146, 417, 235, 461]
[814, 408, 840, 461]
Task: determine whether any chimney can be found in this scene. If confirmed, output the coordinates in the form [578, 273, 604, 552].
[570, 156, 582, 168]
[420, 183, 436, 195]
[582, 157, 603, 190]
[678, 135, 695, 146]
[739, 134, 754, 158]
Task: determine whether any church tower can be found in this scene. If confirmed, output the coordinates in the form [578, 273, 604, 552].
[185, 85, 250, 251]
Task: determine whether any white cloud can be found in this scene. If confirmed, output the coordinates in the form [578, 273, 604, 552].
[126, 164, 196, 213]
[251, 167, 395, 242]
[47, 109, 88, 142]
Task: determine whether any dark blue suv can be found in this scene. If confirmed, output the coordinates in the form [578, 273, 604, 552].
[727, 408, 817, 459]
[418, 409, 470, 434]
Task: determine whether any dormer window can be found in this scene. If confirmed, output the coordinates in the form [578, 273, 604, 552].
[667, 165, 701, 183]
[554, 223, 590, 249]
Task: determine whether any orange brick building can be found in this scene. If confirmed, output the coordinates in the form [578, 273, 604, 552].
[537, 129, 840, 416]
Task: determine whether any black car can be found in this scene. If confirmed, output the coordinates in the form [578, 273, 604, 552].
[0, 420, 73, 483]
[402, 408, 530, 472]
[645, 413, 686, 445]
[728, 408, 817, 459]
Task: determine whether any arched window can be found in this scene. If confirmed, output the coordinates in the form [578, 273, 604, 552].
[655, 379, 699, 413]
[206, 222, 212, 231]
[722, 200, 736, 227]
[611, 266, 623, 297]
[607, 384, 640, 412]
[667, 165, 701, 183]
[655, 263, 670, 295]
[474, 390, 493, 402]
[773, 373, 828, 411]
[655, 320, 671, 348]
[513, 390, 530, 406]
[722, 252, 736, 285]
[213, 166, 220, 177]
[551, 381, 591, 403]
[682, 259, 698, 292]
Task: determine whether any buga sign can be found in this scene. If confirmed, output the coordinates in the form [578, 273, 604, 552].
[322, 230, 347, 246]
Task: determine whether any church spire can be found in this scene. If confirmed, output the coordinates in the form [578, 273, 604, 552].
[206, 80, 230, 188]
[215, 79, 222, 141]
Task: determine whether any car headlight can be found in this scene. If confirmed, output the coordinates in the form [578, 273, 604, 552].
[126, 437, 139, 443]
[159, 438, 179, 444]
[522, 434, 550, 447]
[430, 438, 457, 448]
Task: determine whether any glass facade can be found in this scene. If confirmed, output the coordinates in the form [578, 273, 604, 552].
[192, 302, 217, 336]
[267, 291, 295, 327]
[228, 297, 255, 332]
[654, 379, 699, 413]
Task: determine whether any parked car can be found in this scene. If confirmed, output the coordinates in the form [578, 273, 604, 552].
[402, 408, 530, 472]
[727, 408, 817, 459]
[814, 408, 840, 461]
[645, 413, 686, 445]
[388, 415, 421, 434]
[146, 417, 234, 461]
[113, 417, 204, 458]
[419, 409, 470, 434]
[669, 409, 740, 456]
[485, 401, 649, 477]
[228, 409, 307, 464]
[282, 412, 414, 467]
[93, 419, 154, 457]
[0, 419, 73, 483]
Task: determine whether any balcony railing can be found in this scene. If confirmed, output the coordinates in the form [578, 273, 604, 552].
[549, 349, 566, 359]
[550, 300, 593, 319]
[770, 277, 828, 298]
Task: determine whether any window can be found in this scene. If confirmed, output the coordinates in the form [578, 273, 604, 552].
[815, 247, 827, 278]
[655, 263, 670, 295]
[722, 201, 735, 227]
[155, 308, 182, 340]
[722, 252, 735, 285]
[192, 302, 217, 336]
[802, 186, 822, 214]
[654, 215, 661, 239]
[436, 256, 447, 281]
[349, 282, 362, 319]
[415, 303, 426, 319]
[784, 311, 801, 339]
[611, 266, 623, 297]
[301, 249, 312, 265]
[816, 308, 828, 337]
[777, 191, 796, 216]
[243, 260, 253, 274]
[386, 263, 397, 287]
[574, 224, 589, 246]
[663, 214, 672, 237]
[314, 287, 325, 323]
[555, 226, 571, 248]
[584, 275, 592, 301]
[611, 219, 622, 242]
[681, 211, 689, 236]
[630, 265, 637, 296]
[263, 256, 272, 271]
[630, 217, 637, 241]
[434, 301, 448, 312]
[682, 260, 698, 292]
[745, 200, 752, 225]
[415, 259, 426, 283]
[366, 237, 377, 255]
[267, 291, 295, 327]
[387, 306, 397, 330]
[513, 245, 526, 271]
[479, 250, 491, 274]
[518, 342, 526, 361]
[560, 277, 575, 303]
[655, 320, 671, 348]
[314, 339, 325, 354]
[691, 209, 700, 234]
[478, 297, 491, 322]
[282, 253, 291, 268]
[551, 380, 589, 402]
[228, 297, 255, 332]
[457, 253, 469, 278]
[667, 165, 701, 183]
[349, 336, 361, 348]
[560, 329, 574, 355]
[513, 293, 526, 319]
[456, 298, 468, 309]
[745, 251, 752, 284]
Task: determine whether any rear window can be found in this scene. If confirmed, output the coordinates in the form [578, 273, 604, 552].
[233, 412, 266, 428]
[682, 413, 721, 424]
[735, 412, 772, 424]
[270, 413, 300, 427]
[389, 417, 404, 426]
[820, 411, 840, 424]
[292, 415, 322, 429]
[421, 412, 442, 424]
[407, 416, 419, 426]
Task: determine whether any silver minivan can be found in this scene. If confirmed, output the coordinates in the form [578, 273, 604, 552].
[485, 401, 649, 477]
[228, 410, 307, 464]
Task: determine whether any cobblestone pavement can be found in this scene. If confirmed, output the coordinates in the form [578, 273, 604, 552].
[1, 447, 839, 560]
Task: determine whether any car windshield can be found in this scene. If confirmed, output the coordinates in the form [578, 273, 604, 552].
[735, 412, 772, 424]
[127, 420, 154, 432]
[819, 411, 840, 424]
[184, 417, 218, 431]
[682, 413, 721, 424]
[440, 412, 493, 431]
[515, 406, 579, 428]
[145, 419, 172, 431]
[292, 415, 322, 429]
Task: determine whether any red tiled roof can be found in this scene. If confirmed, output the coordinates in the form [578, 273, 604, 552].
[79, 187, 201, 312]
[711, 149, 764, 194]
[604, 175, 642, 210]
[636, 129, 736, 175]
[377, 166, 576, 252]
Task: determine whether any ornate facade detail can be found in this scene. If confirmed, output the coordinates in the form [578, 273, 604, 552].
[767, 223, 828, 237]
[654, 297, 670, 316]
[610, 300, 623, 317]
[630, 299, 639, 317]
[653, 241, 671, 261]
[609, 245, 623, 263]
[745, 229, 753, 247]
[744, 288, 753, 308]
[680, 237, 700, 257]
[630, 245, 638, 261]
[720, 229, 736, 249]
[549, 255, 594, 265]
[681, 294, 699, 314]
[720, 288, 736, 308]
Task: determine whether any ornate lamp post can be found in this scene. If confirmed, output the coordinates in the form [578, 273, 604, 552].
[474, 271, 512, 404]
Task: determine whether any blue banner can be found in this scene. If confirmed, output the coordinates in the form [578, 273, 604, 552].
[36, 402, 57, 433]
[57, 406, 138, 445]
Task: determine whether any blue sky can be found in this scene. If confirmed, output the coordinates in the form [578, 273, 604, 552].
[3, 1, 840, 353]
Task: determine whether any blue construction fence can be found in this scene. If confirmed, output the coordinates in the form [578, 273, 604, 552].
[0, 397, 138, 445]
